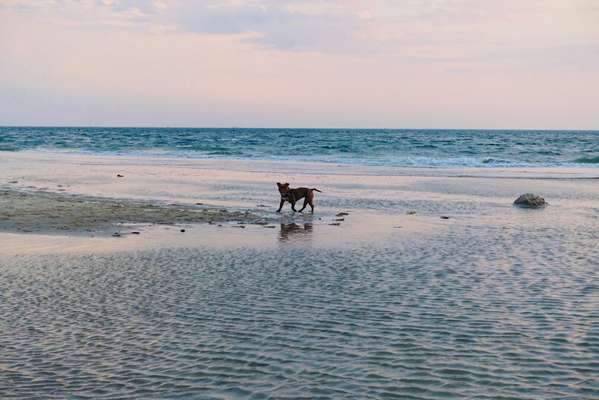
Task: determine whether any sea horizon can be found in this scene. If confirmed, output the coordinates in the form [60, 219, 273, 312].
[2, 126, 598, 169]
[3, 124, 598, 132]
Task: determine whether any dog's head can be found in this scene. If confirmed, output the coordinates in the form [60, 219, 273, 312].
[276, 182, 290, 197]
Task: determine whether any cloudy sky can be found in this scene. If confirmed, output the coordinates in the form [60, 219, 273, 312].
[1, 0, 598, 129]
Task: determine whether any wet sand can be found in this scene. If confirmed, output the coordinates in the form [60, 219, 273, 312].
[1, 151, 598, 399]
[1, 150, 599, 254]
[0, 188, 266, 235]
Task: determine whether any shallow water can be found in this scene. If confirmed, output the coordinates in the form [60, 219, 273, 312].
[1, 153, 598, 398]
[1, 218, 598, 399]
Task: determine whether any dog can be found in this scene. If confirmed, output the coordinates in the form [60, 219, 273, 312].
[276, 182, 322, 213]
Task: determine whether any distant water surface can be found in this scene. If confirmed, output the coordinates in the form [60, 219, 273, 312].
[1, 127, 598, 167]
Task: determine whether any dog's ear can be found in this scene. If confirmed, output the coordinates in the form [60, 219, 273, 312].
[276, 182, 281, 187]
[284, 182, 290, 187]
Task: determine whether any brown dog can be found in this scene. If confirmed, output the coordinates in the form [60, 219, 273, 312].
[276, 182, 322, 213]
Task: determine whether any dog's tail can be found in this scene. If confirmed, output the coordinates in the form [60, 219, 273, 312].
[311, 188, 322, 193]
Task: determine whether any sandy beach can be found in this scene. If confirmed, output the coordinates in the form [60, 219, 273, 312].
[1, 151, 598, 398]
[1, 150, 597, 256]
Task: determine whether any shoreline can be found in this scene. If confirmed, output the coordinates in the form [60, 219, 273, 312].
[0, 184, 446, 255]
[3, 149, 599, 178]
[1, 150, 599, 254]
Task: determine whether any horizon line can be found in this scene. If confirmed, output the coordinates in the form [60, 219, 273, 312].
[1, 125, 598, 133]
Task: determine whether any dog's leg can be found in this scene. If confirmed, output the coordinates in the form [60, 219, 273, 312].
[299, 198, 308, 212]
[291, 200, 297, 212]
[309, 199, 314, 213]
[276, 198, 285, 212]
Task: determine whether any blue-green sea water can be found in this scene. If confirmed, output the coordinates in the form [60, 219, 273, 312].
[1, 127, 598, 167]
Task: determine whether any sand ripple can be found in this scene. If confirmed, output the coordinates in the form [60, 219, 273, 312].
[1, 225, 598, 398]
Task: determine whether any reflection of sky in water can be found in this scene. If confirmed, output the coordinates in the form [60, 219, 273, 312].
[2, 217, 597, 398]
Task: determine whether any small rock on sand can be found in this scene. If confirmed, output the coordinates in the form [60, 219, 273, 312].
[336, 212, 349, 217]
[116, 174, 124, 178]
[335, 218, 345, 222]
[440, 216, 450, 220]
[514, 193, 546, 208]
[131, 231, 140, 235]
[406, 211, 417, 215]
[9, 180, 18, 184]
[329, 222, 341, 226]
[112, 232, 121, 237]
[180, 229, 186, 233]
[196, 202, 204, 206]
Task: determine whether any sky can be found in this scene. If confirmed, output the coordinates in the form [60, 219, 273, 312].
[1, 0, 598, 129]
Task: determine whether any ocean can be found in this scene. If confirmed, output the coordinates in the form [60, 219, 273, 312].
[1, 127, 598, 167]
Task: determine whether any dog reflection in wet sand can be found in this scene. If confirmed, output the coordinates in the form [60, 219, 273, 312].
[279, 223, 313, 242]
[276, 182, 322, 213]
